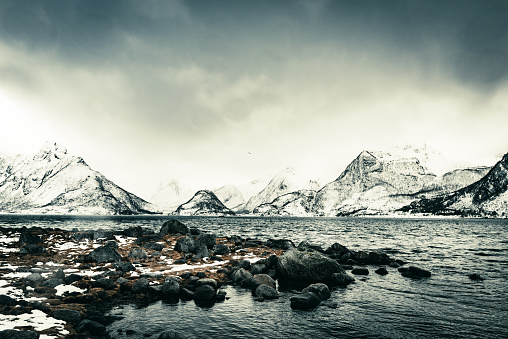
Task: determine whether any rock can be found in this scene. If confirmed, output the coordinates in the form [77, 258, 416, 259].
[251, 264, 267, 275]
[302, 283, 331, 300]
[104, 240, 118, 248]
[162, 280, 181, 300]
[51, 309, 81, 323]
[212, 244, 230, 255]
[26, 273, 44, 285]
[290, 292, 321, 310]
[0, 329, 40, 338]
[266, 239, 295, 250]
[117, 262, 136, 272]
[196, 278, 218, 290]
[93, 278, 116, 290]
[157, 330, 186, 339]
[399, 266, 431, 278]
[351, 268, 369, 275]
[132, 278, 150, 294]
[42, 278, 64, 288]
[375, 267, 389, 275]
[116, 277, 129, 285]
[231, 268, 253, 284]
[190, 227, 201, 236]
[194, 245, 209, 258]
[468, 273, 484, 281]
[76, 319, 106, 335]
[240, 277, 260, 290]
[237, 260, 251, 270]
[180, 288, 194, 301]
[143, 242, 165, 251]
[277, 249, 343, 283]
[196, 272, 207, 279]
[128, 248, 149, 260]
[330, 272, 355, 287]
[19, 244, 45, 254]
[53, 269, 65, 281]
[65, 274, 84, 284]
[84, 246, 122, 263]
[367, 251, 391, 265]
[193, 285, 216, 301]
[0, 294, 18, 306]
[325, 242, 350, 256]
[19, 232, 43, 245]
[254, 274, 276, 289]
[255, 285, 279, 299]
[267, 254, 278, 268]
[174, 236, 196, 253]
[197, 233, 217, 248]
[160, 219, 189, 235]
[297, 241, 324, 252]
[188, 276, 199, 285]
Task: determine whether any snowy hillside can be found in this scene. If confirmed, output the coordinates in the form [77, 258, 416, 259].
[213, 184, 245, 209]
[150, 180, 196, 213]
[173, 190, 235, 216]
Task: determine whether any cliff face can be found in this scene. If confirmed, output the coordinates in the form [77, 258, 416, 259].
[0, 142, 156, 215]
[173, 190, 235, 216]
[252, 146, 491, 217]
[403, 153, 508, 217]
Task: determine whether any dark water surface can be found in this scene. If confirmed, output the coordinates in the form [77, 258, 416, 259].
[1, 215, 507, 338]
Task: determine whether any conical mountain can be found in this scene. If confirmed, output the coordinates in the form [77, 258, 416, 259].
[213, 183, 245, 209]
[0, 142, 156, 215]
[173, 190, 235, 216]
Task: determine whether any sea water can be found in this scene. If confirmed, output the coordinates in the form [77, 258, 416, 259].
[1, 215, 507, 338]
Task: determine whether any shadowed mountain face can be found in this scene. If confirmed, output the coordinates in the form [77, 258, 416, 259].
[173, 190, 235, 216]
[0, 142, 157, 215]
[252, 146, 491, 217]
[402, 153, 508, 217]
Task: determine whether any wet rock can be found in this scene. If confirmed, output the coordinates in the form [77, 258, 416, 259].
[128, 248, 149, 260]
[51, 309, 81, 323]
[231, 268, 253, 284]
[76, 319, 106, 335]
[160, 219, 189, 235]
[302, 283, 331, 300]
[325, 242, 350, 256]
[42, 278, 64, 288]
[330, 272, 355, 287]
[26, 273, 44, 286]
[193, 285, 216, 301]
[367, 251, 391, 265]
[0, 294, 18, 306]
[157, 330, 186, 339]
[266, 239, 295, 250]
[0, 329, 40, 338]
[399, 266, 431, 278]
[468, 273, 484, 281]
[212, 244, 230, 255]
[375, 267, 389, 275]
[174, 236, 196, 253]
[190, 227, 201, 236]
[93, 278, 116, 290]
[297, 241, 324, 253]
[132, 278, 150, 294]
[290, 292, 321, 310]
[180, 288, 194, 301]
[196, 278, 218, 290]
[240, 277, 260, 290]
[254, 274, 276, 289]
[351, 268, 369, 275]
[277, 249, 344, 283]
[162, 279, 180, 300]
[255, 285, 279, 299]
[84, 245, 122, 263]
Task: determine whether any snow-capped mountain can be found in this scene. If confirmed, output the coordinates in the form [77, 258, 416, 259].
[237, 167, 321, 213]
[402, 152, 508, 217]
[150, 180, 196, 213]
[172, 190, 235, 216]
[213, 183, 245, 209]
[0, 142, 157, 215]
[252, 145, 491, 217]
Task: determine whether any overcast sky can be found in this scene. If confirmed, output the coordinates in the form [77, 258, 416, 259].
[0, 0, 507, 200]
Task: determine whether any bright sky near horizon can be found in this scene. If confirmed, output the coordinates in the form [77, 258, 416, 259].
[0, 0, 507, 200]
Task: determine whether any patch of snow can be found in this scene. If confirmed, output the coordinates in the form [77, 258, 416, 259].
[0, 309, 69, 336]
[55, 284, 86, 296]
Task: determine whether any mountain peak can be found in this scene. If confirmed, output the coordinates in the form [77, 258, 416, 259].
[34, 141, 68, 161]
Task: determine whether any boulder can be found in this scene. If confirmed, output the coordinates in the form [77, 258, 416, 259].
[19, 232, 42, 245]
[212, 244, 230, 255]
[290, 292, 321, 310]
[254, 274, 276, 289]
[19, 244, 45, 254]
[231, 268, 252, 284]
[254, 285, 279, 299]
[26, 273, 44, 286]
[0, 294, 18, 306]
[197, 233, 217, 248]
[0, 329, 40, 338]
[375, 267, 389, 275]
[160, 220, 189, 235]
[277, 249, 343, 283]
[76, 319, 106, 335]
[240, 277, 260, 290]
[162, 279, 180, 300]
[42, 278, 64, 288]
[65, 274, 84, 284]
[196, 278, 218, 290]
[174, 236, 196, 253]
[128, 248, 148, 260]
[330, 272, 355, 287]
[84, 246, 122, 263]
[194, 245, 209, 259]
[143, 242, 165, 251]
[158, 330, 186, 339]
[368, 251, 391, 265]
[92, 278, 116, 290]
[302, 283, 331, 300]
[193, 285, 216, 301]
[51, 309, 81, 323]
[351, 268, 369, 275]
[399, 266, 431, 278]
[180, 288, 194, 301]
[468, 273, 484, 281]
[132, 278, 150, 294]
[266, 239, 295, 250]
[251, 264, 268, 275]
[116, 262, 136, 272]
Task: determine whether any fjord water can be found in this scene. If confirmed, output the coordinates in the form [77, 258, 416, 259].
[1, 215, 507, 338]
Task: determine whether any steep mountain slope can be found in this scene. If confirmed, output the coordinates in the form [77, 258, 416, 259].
[237, 167, 321, 213]
[150, 180, 196, 212]
[253, 145, 490, 217]
[0, 142, 156, 215]
[213, 183, 245, 209]
[402, 153, 508, 217]
[173, 190, 235, 216]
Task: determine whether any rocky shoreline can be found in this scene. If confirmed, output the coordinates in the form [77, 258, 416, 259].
[0, 220, 432, 338]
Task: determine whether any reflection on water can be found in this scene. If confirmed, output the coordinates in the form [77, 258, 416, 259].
[1, 215, 508, 338]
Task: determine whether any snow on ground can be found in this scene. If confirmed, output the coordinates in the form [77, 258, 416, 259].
[55, 284, 86, 296]
[0, 310, 68, 338]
